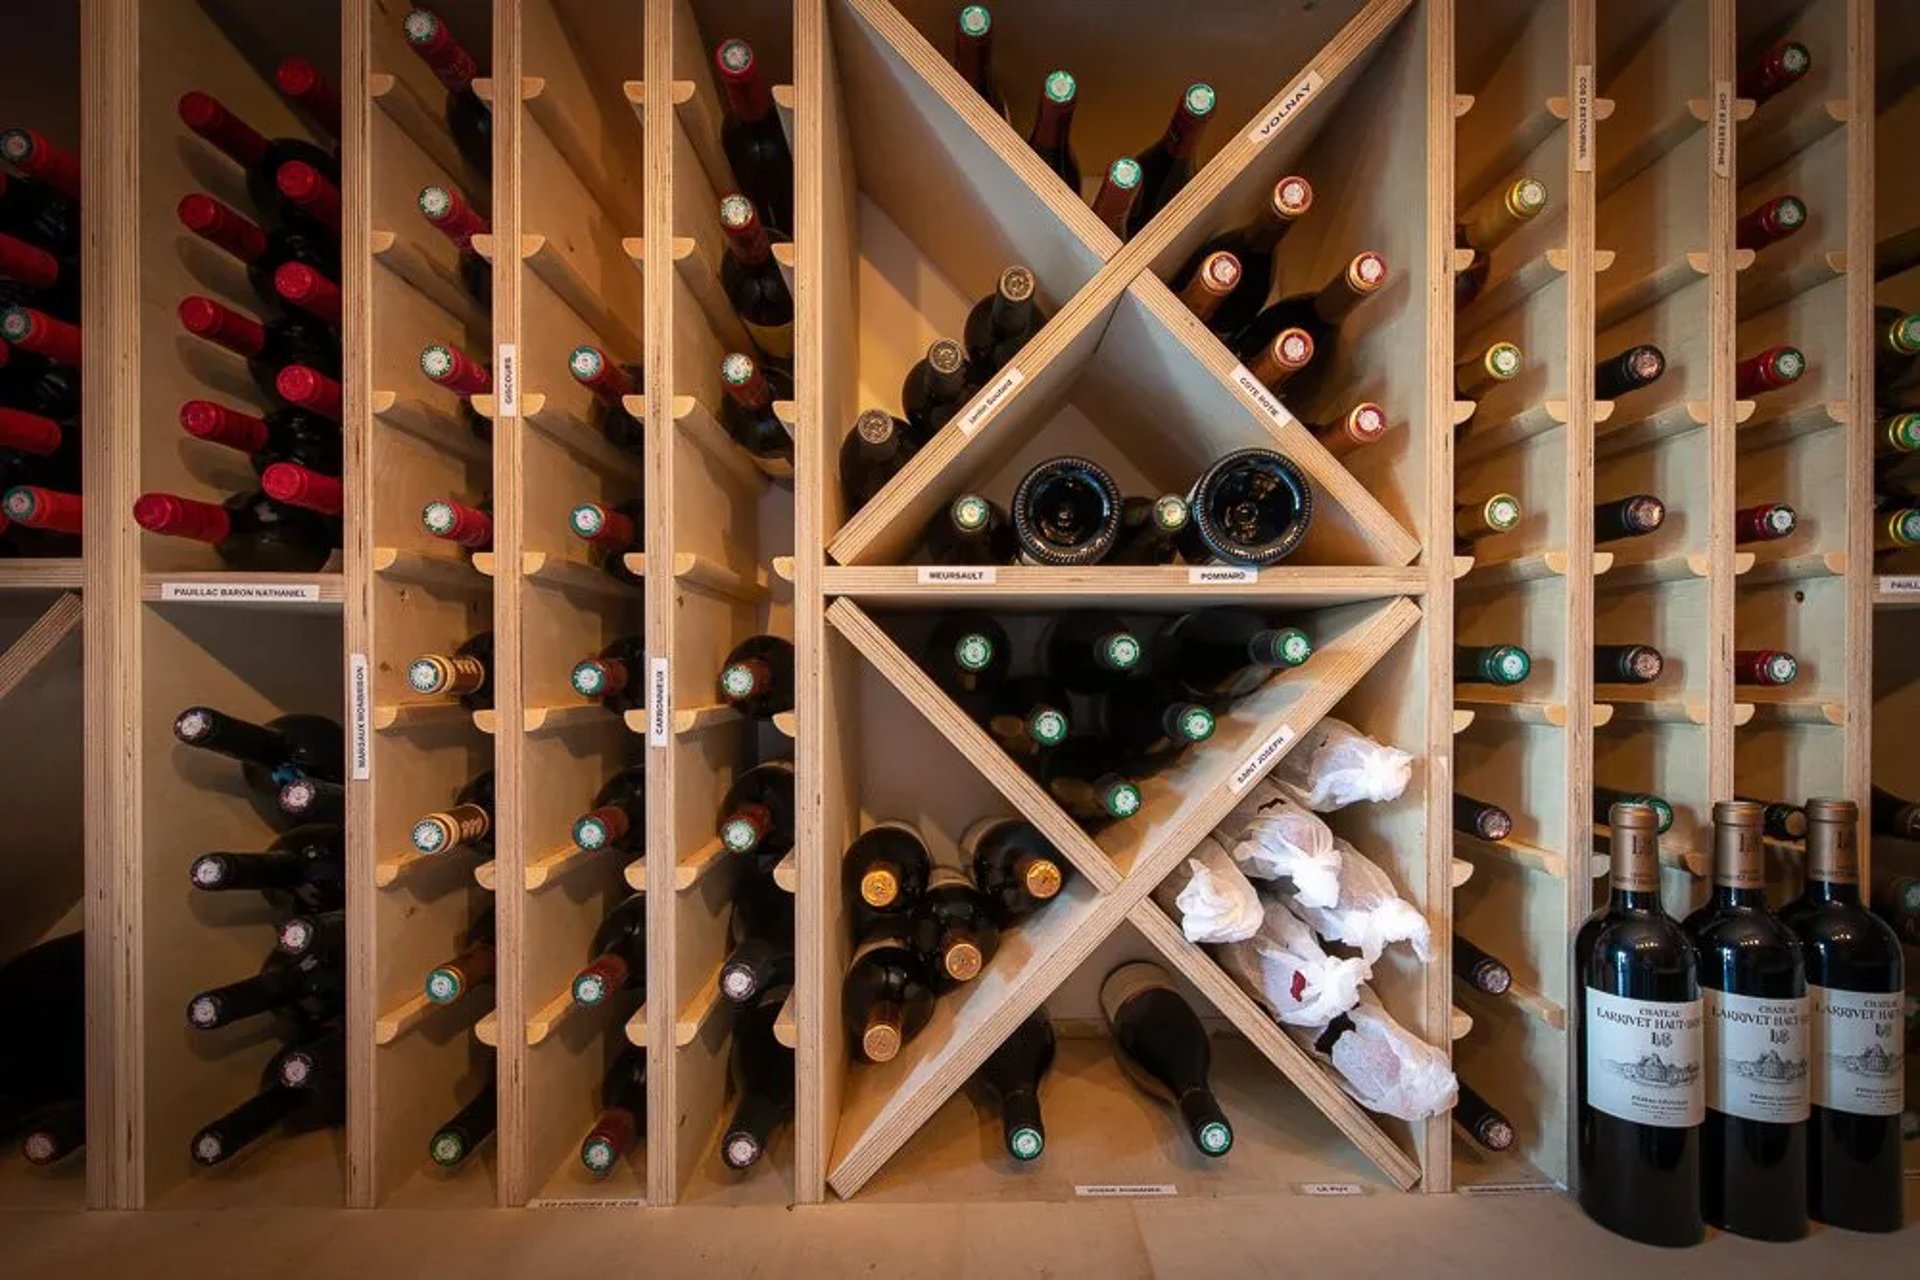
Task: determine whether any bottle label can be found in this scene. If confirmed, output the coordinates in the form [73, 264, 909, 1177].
[916, 566, 996, 584]
[1583, 987, 1705, 1127]
[1807, 985, 1904, 1116]
[958, 367, 1024, 437]
[1702, 987, 1809, 1123]
[1245, 69, 1323, 145]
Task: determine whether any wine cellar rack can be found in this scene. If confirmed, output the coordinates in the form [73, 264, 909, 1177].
[0, 0, 1908, 1214]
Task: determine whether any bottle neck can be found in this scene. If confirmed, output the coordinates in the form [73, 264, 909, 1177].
[1800, 876, 1861, 906]
[1030, 93, 1073, 149]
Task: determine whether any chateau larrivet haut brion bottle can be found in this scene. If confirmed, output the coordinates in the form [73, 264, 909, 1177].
[950, 5, 1007, 119]
[1779, 799, 1906, 1233]
[1594, 493, 1665, 544]
[429, 1077, 497, 1170]
[1740, 38, 1812, 105]
[1011, 455, 1122, 566]
[1455, 936, 1513, 996]
[410, 770, 495, 859]
[1455, 176, 1548, 308]
[409, 630, 495, 710]
[1453, 793, 1513, 842]
[580, 1047, 646, 1177]
[571, 633, 648, 714]
[721, 991, 795, 1170]
[1682, 800, 1810, 1242]
[908, 867, 1001, 991]
[1455, 642, 1531, 687]
[965, 817, 1072, 924]
[972, 1009, 1056, 1162]
[1594, 643, 1664, 685]
[403, 7, 493, 176]
[720, 351, 794, 470]
[1593, 344, 1666, 400]
[1455, 1081, 1516, 1153]
[571, 765, 647, 857]
[1239, 251, 1389, 410]
[1735, 195, 1808, 254]
[1575, 802, 1705, 1247]
[571, 893, 647, 1009]
[715, 38, 793, 236]
[1455, 340, 1522, 401]
[1091, 157, 1142, 239]
[842, 924, 935, 1064]
[1735, 344, 1806, 398]
[1102, 961, 1234, 1157]
[567, 344, 645, 455]
[423, 908, 496, 1007]
[1175, 175, 1313, 346]
[719, 193, 793, 367]
[1128, 83, 1217, 237]
[965, 266, 1046, 379]
[1179, 448, 1314, 567]
[418, 183, 491, 306]
[1026, 71, 1079, 190]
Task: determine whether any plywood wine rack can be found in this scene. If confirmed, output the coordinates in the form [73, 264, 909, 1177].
[0, 0, 1905, 1214]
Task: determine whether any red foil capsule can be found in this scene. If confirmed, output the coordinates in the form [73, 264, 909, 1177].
[177, 91, 271, 168]
[277, 365, 344, 420]
[0, 406, 63, 456]
[134, 492, 233, 544]
[1734, 503, 1798, 543]
[0, 127, 82, 201]
[1, 305, 81, 367]
[177, 193, 270, 264]
[275, 56, 342, 138]
[2, 484, 81, 534]
[1735, 649, 1799, 686]
[179, 296, 269, 358]
[262, 462, 344, 516]
[180, 400, 270, 453]
[276, 161, 342, 235]
[275, 263, 343, 325]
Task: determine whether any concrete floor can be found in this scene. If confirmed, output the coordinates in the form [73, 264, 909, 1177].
[2, 1184, 1914, 1279]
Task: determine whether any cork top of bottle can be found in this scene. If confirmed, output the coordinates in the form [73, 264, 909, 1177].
[862, 1017, 902, 1063]
[854, 408, 896, 445]
[1271, 176, 1313, 219]
[1023, 858, 1064, 900]
[860, 866, 899, 908]
[927, 339, 965, 375]
[943, 940, 984, 982]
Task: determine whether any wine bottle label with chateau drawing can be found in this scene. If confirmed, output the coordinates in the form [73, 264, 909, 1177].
[1702, 988, 1809, 1123]
[1584, 987, 1705, 1126]
[1808, 985, 1905, 1116]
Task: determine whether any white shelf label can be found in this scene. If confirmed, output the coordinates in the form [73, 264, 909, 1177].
[1075, 1183, 1177, 1198]
[1189, 566, 1257, 585]
[648, 657, 670, 747]
[917, 566, 997, 585]
[1572, 65, 1595, 172]
[1878, 574, 1920, 595]
[958, 367, 1024, 437]
[496, 343, 519, 416]
[159, 581, 321, 603]
[1459, 1181, 1558, 1198]
[1711, 82, 1733, 178]
[348, 652, 372, 780]
[1246, 70, 1324, 146]
[1296, 1182, 1366, 1197]
[1228, 364, 1296, 429]
[1230, 723, 1296, 794]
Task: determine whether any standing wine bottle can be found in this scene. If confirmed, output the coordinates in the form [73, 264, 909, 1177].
[1593, 785, 1674, 834]
[1102, 962, 1233, 1156]
[566, 344, 645, 455]
[714, 39, 792, 236]
[429, 1077, 496, 1170]
[1594, 344, 1666, 399]
[950, 6, 1007, 118]
[579, 1047, 646, 1176]
[403, 8, 493, 177]
[1779, 799, 1906, 1233]
[1039, 736, 1143, 827]
[1026, 72, 1079, 190]
[1735, 649, 1798, 687]
[180, 398, 341, 477]
[1873, 306, 1920, 391]
[1456, 642, 1531, 687]
[1454, 492, 1522, 547]
[1126, 84, 1217, 237]
[1173, 176, 1314, 348]
[418, 184, 491, 306]
[1595, 643, 1664, 685]
[1236, 251, 1389, 409]
[1735, 344, 1806, 398]
[719, 352, 794, 470]
[843, 929, 935, 1064]
[1155, 608, 1312, 706]
[421, 496, 492, 554]
[1575, 802, 1705, 1247]
[1736, 195, 1808, 254]
[1681, 800, 1810, 1241]
[1455, 1081, 1516, 1152]
[900, 338, 973, 440]
[719, 193, 793, 368]
[984, 675, 1072, 764]
[571, 765, 647, 857]
[191, 1044, 344, 1167]
[177, 193, 340, 311]
[1455, 341, 1522, 400]
[1455, 176, 1549, 308]
[1177, 448, 1314, 567]
[1043, 610, 1144, 695]
[133, 488, 337, 571]
[839, 409, 917, 513]
[567, 499, 646, 586]
[1594, 494, 1665, 544]
[410, 770, 495, 859]
[424, 907, 496, 1006]
[718, 760, 795, 859]
[921, 493, 1017, 565]
[908, 868, 1001, 990]
[720, 992, 794, 1170]
[973, 1009, 1056, 1161]
[1104, 678, 1215, 772]
[963, 265, 1046, 379]
[921, 611, 1009, 717]
[186, 950, 345, 1030]
[189, 824, 345, 913]
[1454, 793, 1514, 841]
[720, 873, 795, 1004]
[965, 817, 1071, 924]
[1456, 937, 1513, 996]
[718, 633, 794, 719]
[1735, 502, 1797, 544]
[172, 705, 343, 806]
[175, 90, 338, 229]
[570, 633, 648, 714]
[843, 822, 932, 919]
[1091, 157, 1141, 240]
[571, 893, 647, 1008]
[1108, 494, 1191, 566]
[1740, 39, 1812, 105]
[1870, 784, 1920, 839]
[1010, 455, 1122, 566]
[409, 630, 495, 710]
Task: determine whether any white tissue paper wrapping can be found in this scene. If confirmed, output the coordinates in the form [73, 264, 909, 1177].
[1213, 895, 1367, 1026]
[1212, 779, 1343, 908]
[1282, 837, 1432, 966]
[1286, 987, 1458, 1122]
[1152, 834, 1263, 944]
[1268, 717, 1413, 812]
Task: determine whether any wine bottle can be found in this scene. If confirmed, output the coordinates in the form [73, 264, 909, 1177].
[1173, 175, 1314, 347]
[901, 338, 973, 440]
[178, 293, 341, 399]
[0, 166, 75, 268]
[403, 7, 493, 177]
[172, 705, 344, 812]
[1026, 72, 1079, 190]
[1011, 455, 1122, 566]
[1242, 326, 1316, 392]
[273, 262, 341, 328]
[974, 1009, 1056, 1161]
[1779, 799, 1906, 1233]
[922, 492, 1017, 565]
[1238, 251, 1389, 409]
[1876, 507, 1920, 554]
[1106, 494, 1190, 566]
[1454, 793, 1513, 841]
[1869, 784, 1920, 839]
[1455, 341, 1522, 400]
[417, 184, 491, 306]
[1455, 176, 1549, 308]
[133, 487, 337, 571]
[951, 5, 1007, 119]
[180, 398, 341, 477]
[908, 867, 1001, 991]
[276, 364, 344, 422]
[720, 351, 794, 469]
[1735, 648, 1798, 686]
[984, 675, 1072, 763]
[965, 817, 1071, 924]
[0, 128, 79, 206]
[1454, 492, 1521, 545]
[1594, 494, 1664, 544]
[720, 992, 794, 1170]
[260, 462, 343, 520]
[566, 344, 645, 455]
[0, 934, 84, 1142]
[843, 822, 932, 917]
[1736, 195, 1808, 254]
[964, 265, 1046, 379]
[1740, 39, 1811, 105]
[579, 1047, 646, 1176]
[718, 633, 794, 720]
[1594, 344, 1666, 399]
[410, 770, 495, 859]
[1877, 410, 1920, 458]
[1455, 1081, 1516, 1152]
[843, 932, 935, 1064]
[429, 1078, 496, 1170]
[189, 825, 345, 912]
[718, 759, 795, 858]
[1455, 936, 1514, 996]
[719, 193, 793, 367]
[922, 611, 1009, 717]
[1735, 344, 1806, 398]
[424, 908, 496, 1006]
[421, 496, 492, 555]
[1735, 796, 1808, 842]
[178, 193, 339, 311]
[571, 893, 647, 1008]
[1870, 868, 1920, 943]
[570, 634, 648, 714]
[567, 499, 646, 585]
[1595, 643, 1663, 685]
[0, 485, 80, 554]
[275, 776, 344, 824]
[0, 230, 78, 320]
[1127, 84, 1217, 237]
[1155, 607, 1312, 706]
[191, 1044, 344, 1167]
[275, 163, 341, 242]
[1680, 800, 1810, 1240]
[419, 340, 492, 424]
[1593, 785, 1674, 834]
[720, 873, 795, 1004]
[1574, 802, 1705, 1246]
[714, 38, 793, 236]
[408, 630, 495, 710]
[1039, 735, 1143, 827]
[1091, 157, 1141, 239]
[1456, 642, 1531, 686]
[1105, 679, 1215, 772]
[274, 909, 343, 962]
[1176, 250, 1242, 331]
[1178, 447, 1314, 567]
[20, 1099, 84, 1167]
[1043, 610, 1144, 695]
[1102, 962, 1234, 1156]
[186, 950, 344, 1030]
[274, 55, 341, 141]
[175, 90, 337, 230]
[0, 305, 78, 375]
[1735, 502, 1797, 544]
[1874, 306, 1920, 391]
[839, 409, 917, 513]
[571, 764, 647, 857]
